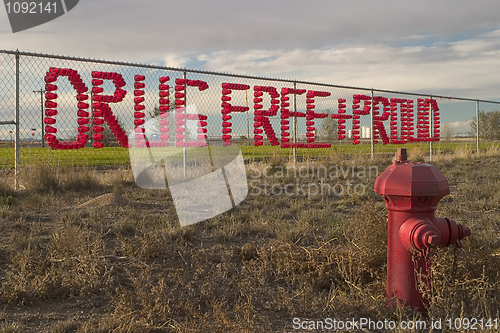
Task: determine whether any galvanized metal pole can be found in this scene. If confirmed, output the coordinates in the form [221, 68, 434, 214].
[15, 51, 20, 191]
[183, 71, 187, 178]
[429, 97, 433, 162]
[245, 89, 250, 141]
[33, 89, 45, 148]
[293, 82, 297, 165]
[476, 100, 480, 155]
[40, 90, 44, 147]
[370, 89, 374, 160]
[90, 90, 93, 147]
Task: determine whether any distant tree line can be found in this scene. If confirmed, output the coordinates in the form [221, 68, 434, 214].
[470, 110, 500, 140]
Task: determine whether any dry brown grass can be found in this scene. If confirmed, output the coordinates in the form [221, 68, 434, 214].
[0, 150, 498, 331]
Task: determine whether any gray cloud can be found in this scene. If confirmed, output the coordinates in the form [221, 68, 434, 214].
[1, 0, 500, 98]
[2, 0, 500, 56]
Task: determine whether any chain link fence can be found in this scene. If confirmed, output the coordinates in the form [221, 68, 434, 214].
[1, 50, 500, 177]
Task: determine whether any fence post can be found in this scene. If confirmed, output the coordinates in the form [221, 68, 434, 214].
[429, 96, 433, 162]
[293, 81, 297, 165]
[370, 89, 374, 160]
[183, 71, 187, 178]
[476, 100, 480, 155]
[15, 51, 20, 191]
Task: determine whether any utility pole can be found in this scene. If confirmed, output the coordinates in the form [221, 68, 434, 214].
[33, 89, 46, 147]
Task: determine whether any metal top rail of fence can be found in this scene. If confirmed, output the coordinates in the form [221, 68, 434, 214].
[1, 50, 500, 190]
[3, 49, 500, 103]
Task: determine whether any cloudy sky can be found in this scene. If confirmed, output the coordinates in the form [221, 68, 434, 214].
[2, 0, 500, 100]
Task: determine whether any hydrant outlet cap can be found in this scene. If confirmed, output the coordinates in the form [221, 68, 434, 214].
[461, 225, 471, 238]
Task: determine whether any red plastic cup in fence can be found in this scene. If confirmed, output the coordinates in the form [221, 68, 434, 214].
[43, 117, 56, 125]
[77, 118, 89, 125]
[45, 109, 58, 117]
[44, 92, 58, 100]
[44, 134, 56, 142]
[93, 118, 105, 125]
[77, 126, 90, 133]
[92, 87, 104, 94]
[78, 133, 88, 141]
[92, 71, 106, 79]
[134, 97, 145, 105]
[132, 119, 145, 127]
[44, 125, 57, 134]
[109, 90, 124, 102]
[134, 82, 145, 89]
[44, 75, 57, 84]
[77, 102, 89, 109]
[45, 84, 57, 91]
[76, 94, 89, 102]
[134, 90, 145, 96]
[45, 101, 57, 108]
[175, 78, 186, 85]
[77, 110, 89, 118]
[113, 80, 126, 89]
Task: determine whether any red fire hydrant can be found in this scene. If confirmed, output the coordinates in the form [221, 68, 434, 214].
[374, 148, 471, 312]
